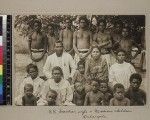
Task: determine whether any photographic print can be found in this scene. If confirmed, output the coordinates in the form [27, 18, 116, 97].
[14, 15, 146, 106]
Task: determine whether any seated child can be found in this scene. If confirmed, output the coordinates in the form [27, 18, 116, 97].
[73, 82, 86, 106]
[110, 83, 130, 106]
[99, 81, 113, 106]
[46, 90, 58, 106]
[125, 73, 146, 106]
[84, 79, 92, 94]
[72, 60, 86, 85]
[37, 89, 58, 106]
[20, 64, 44, 99]
[22, 84, 37, 106]
[15, 64, 44, 106]
[84, 80, 103, 106]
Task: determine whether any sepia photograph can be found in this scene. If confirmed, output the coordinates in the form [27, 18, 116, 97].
[14, 15, 146, 106]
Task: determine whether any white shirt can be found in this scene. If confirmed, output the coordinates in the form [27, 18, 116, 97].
[109, 62, 136, 89]
[41, 79, 73, 106]
[15, 76, 44, 105]
[19, 76, 44, 97]
[43, 52, 76, 79]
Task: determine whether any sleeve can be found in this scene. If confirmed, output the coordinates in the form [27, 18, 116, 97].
[109, 66, 117, 88]
[43, 57, 52, 79]
[129, 64, 136, 74]
[65, 81, 73, 103]
[84, 93, 90, 106]
[40, 81, 50, 100]
[69, 54, 77, 78]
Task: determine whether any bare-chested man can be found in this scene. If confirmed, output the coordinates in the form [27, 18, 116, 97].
[28, 20, 48, 76]
[47, 24, 57, 55]
[93, 19, 115, 69]
[59, 18, 74, 56]
[73, 16, 92, 65]
[112, 21, 123, 43]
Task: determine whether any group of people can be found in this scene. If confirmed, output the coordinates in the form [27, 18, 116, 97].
[15, 16, 146, 106]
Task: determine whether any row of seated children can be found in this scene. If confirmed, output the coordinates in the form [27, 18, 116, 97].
[21, 72, 146, 106]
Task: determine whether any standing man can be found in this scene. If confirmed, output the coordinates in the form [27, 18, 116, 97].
[47, 23, 57, 55]
[28, 20, 48, 76]
[93, 19, 115, 69]
[43, 40, 76, 81]
[59, 18, 74, 57]
[73, 16, 92, 65]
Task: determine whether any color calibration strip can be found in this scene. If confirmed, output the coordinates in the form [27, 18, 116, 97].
[0, 15, 12, 105]
[0, 16, 3, 104]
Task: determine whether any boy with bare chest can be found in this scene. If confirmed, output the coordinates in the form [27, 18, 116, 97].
[73, 82, 86, 106]
[28, 20, 48, 76]
[59, 18, 74, 56]
[93, 19, 112, 54]
[84, 80, 103, 106]
[73, 16, 92, 64]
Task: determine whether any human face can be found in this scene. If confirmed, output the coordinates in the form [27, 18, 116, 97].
[78, 64, 85, 74]
[52, 70, 62, 83]
[99, 22, 105, 32]
[131, 23, 135, 30]
[92, 48, 101, 60]
[65, 20, 71, 29]
[100, 82, 108, 93]
[46, 92, 57, 105]
[55, 43, 63, 56]
[29, 68, 38, 79]
[114, 88, 125, 100]
[48, 26, 54, 35]
[24, 86, 33, 97]
[91, 81, 99, 93]
[79, 19, 86, 28]
[117, 51, 125, 63]
[75, 82, 84, 93]
[115, 24, 122, 33]
[122, 28, 129, 38]
[34, 22, 41, 31]
[130, 79, 141, 90]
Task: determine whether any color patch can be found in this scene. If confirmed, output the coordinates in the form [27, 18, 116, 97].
[0, 95, 3, 104]
[0, 47, 3, 64]
[0, 36, 2, 46]
[0, 65, 2, 75]
[0, 84, 2, 94]
[0, 76, 2, 84]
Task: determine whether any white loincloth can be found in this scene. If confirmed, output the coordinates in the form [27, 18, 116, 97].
[74, 49, 89, 65]
[31, 49, 47, 76]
